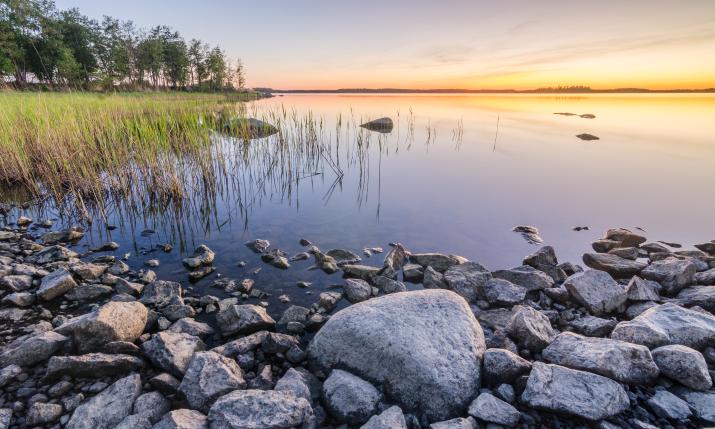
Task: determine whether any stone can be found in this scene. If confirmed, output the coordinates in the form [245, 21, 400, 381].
[211, 331, 268, 358]
[154, 409, 208, 429]
[506, 305, 555, 351]
[582, 253, 646, 278]
[245, 239, 270, 253]
[26, 402, 63, 425]
[182, 245, 215, 269]
[326, 249, 362, 265]
[168, 318, 215, 338]
[40, 228, 84, 244]
[343, 264, 382, 280]
[27, 245, 78, 264]
[570, 315, 617, 337]
[482, 278, 526, 306]
[641, 258, 696, 295]
[36, 267, 77, 301]
[207, 389, 315, 429]
[0, 364, 21, 388]
[0, 274, 33, 291]
[564, 270, 627, 315]
[150, 372, 181, 395]
[66, 283, 114, 301]
[115, 415, 151, 429]
[372, 275, 407, 294]
[604, 228, 647, 247]
[402, 263, 424, 282]
[140, 280, 183, 307]
[524, 246, 558, 267]
[308, 290, 485, 422]
[626, 276, 661, 301]
[216, 304, 276, 336]
[443, 262, 491, 302]
[423, 266, 447, 289]
[467, 392, 520, 426]
[608, 247, 639, 260]
[593, 239, 622, 253]
[115, 278, 144, 295]
[71, 262, 107, 281]
[73, 301, 148, 353]
[492, 265, 553, 291]
[274, 368, 313, 402]
[647, 390, 691, 420]
[0, 331, 68, 367]
[142, 331, 206, 377]
[611, 303, 715, 349]
[133, 391, 171, 423]
[66, 373, 142, 429]
[694, 242, 715, 255]
[428, 417, 477, 429]
[482, 348, 532, 385]
[695, 268, 715, 285]
[1, 292, 34, 307]
[542, 332, 659, 384]
[409, 253, 460, 272]
[520, 362, 629, 421]
[360, 405, 407, 429]
[323, 369, 381, 424]
[677, 390, 715, 423]
[318, 291, 342, 311]
[675, 286, 715, 312]
[625, 301, 659, 319]
[344, 278, 372, 303]
[179, 351, 246, 412]
[46, 353, 144, 379]
[652, 345, 712, 391]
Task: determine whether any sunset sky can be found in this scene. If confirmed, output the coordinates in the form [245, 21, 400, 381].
[56, 0, 715, 90]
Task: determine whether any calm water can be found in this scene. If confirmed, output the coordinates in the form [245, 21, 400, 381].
[9, 94, 715, 315]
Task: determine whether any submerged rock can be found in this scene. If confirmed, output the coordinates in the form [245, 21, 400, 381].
[225, 118, 278, 139]
[360, 117, 393, 133]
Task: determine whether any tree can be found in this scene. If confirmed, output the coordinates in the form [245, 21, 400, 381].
[235, 57, 246, 89]
[206, 46, 226, 90]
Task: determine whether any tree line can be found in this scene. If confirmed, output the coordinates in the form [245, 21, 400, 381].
[0, 0, 246, 91]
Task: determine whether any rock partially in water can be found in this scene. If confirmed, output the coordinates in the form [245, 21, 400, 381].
[326, 248, 362, 265]
[224, 118, 279, 139]
[576, 133, 599, 141]
[512, 225, 543, 244]
[579, 113, 596, 119]
[360, 117, 394, 133]
[182, 245, 215, 269]
[40, 227, 84, 244]
[245, 238, 270, 253]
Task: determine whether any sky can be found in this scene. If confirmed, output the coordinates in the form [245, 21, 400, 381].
[54, 0, 715, 90]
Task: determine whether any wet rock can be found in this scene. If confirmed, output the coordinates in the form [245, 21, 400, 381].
[40, 228, 84, 244]
[73, 301, 148, 353]
[641, 242, 670, 254]
[409, 253, 461, 272]
[71, 262, 107, 281]
[483, 278, 526, 306]
[360, 405, 407, 429]
[66, 373, 142, 429]
[647, 390, 691, 420]
[383, 243, 409, 272]
[36, 267, 77, 301]
[314, 251, 339, 274]
[564, 270, 627, 315]
[208, 389, 315, 429]
[605, 228, 647, 247]
[344, 278, 372, 303]
[26, 402, 63, 425]
[569, 315, 617, 337]
[262, 249, 290, 269]
[182, 245, 215, 269]
[245, 239, 270, 253]
[154, 409, 208, 429]
[27, 245, 78, 264]
[423, 266, 447, 289]
[626, 276, 661, 301]
[676, 286, 715, 312]
[443, 262, 492, 302]
[641, 258, 696, 295]
[521, 362, 629, 421]
[513, 225, 543, 244]
[467, 392, 520, 426]
[542, 332, 659, 384]
[402, 263, 424, 282]
[506, 305, 555, 352]
[323, 369, 381, 424]
[492, 265, 553, 291]
[46, 353, 144, 379]
[216, 304, 276, 336]
[482, 348, 532, 385]
[592, 239, 621, 253]
[133, 391, 171, 423]
[0, 331, 68, 367]
[108, 260, 130, 275]
[652, 345, 712, 391]
[582, 253, 646, 278]
[179, 351, 246, 412]
[611, 303, 715, 349]
[188, 266, 215, 281]
[142, 331, 206, 377]
[318, 291, 342, 312]
[309, 290, 485, 422]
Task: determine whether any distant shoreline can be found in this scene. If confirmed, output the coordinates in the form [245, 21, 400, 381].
[263, 88, 715, 94]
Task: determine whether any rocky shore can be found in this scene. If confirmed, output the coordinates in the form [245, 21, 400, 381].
[1, 222, 715, 429]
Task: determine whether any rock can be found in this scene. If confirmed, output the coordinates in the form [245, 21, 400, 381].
[409, 253, 460, 272]
[0, 274, 33, 291]
[524, 246, 558, 267]
[360, 405, 407, 429]
[467, 392, 520, 426]
[611, 303, 715, 349]
[140, 280, 183, 307]
[0, 364, 21, 388]
[582, 253, 646, 278]
[225, 117, 278, 138]
[207, 389, 315, 429]
[1, 291, 34, 307]
[26, 402, 63, 425]
[314, 251, 339, 274]
[66, 373, 142, 429]
[482, 348, 532, 384]
[423, 266, 447, 289]
[592, 239, 621, 253]
[36, 267, 77, 301]
[506, 305, 555, 351]
[0, 331, 68, 367]
[275, 368, 313, 402]
[443, 262, 491, 302]
[318, 291, 342, 312]
[542, 332, 659, 384]
[652, 345, 712, 390]
[133, 391, 171, 423]
[40, 228, 84, 244]
[323, 369, 381, 424]
[695, 268, 715, 285]
[216, 304, 276, 336]
[71, 262, 107, 281]
[308, 290, 485, 422]
[27, 245, 78, 264]
[246, 239, 270, 253]
[189, 266, 215, 281]
[179, 351, 246, 412]
[361, 117, 394, 132]
[326, 249, 362, 265]
[150, 372, 181, 395]
[115, 415, 151, 429]
[116, 278, 144, 295]
[211, 331, 268, 358]
[402, 263, 424, 282]
[46, 353, 144, 379]
[626, 276, 661, 301]
[675, 286, 715, 312]
[154, 409, 208, 429]
[66, 283, 114, 301]
[343, 264, 382, 280]
[142, 331, 206, 377]
[492, 265, 553, 291]
[641, 258, 696, 295]
[248, 364, 274, 390]
[372, 275, 407, 294]
[73, 301, 148, 353]
[625, 301, 659, 319]
[676, 390, 715, 423]
[647, 390, 691, 420]
[608, 247, 639, 260]
[569, 315, 617, 337]
[564, 270, 627, 315]
[428, 417, 477, 429]
[108, 260, 130, 275]
[642, 242, 671, 254]
[604, 228, 647, 247]
[182, 245, 215, 269]
[169, 318, 215, 338]
[344, 278, 372, 303]
[482, 278, 525, 306]
[0, 409, 10, 428]
[262, 249, 290, 269]
[521, 362, 629, 421]
[694, 242, 715, 255]
[513, 225, 543, 244]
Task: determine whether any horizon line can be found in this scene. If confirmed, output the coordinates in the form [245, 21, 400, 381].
[260, 87, 715, 94]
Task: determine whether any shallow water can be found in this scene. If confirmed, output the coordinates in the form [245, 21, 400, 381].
[7, 93, 715, 315]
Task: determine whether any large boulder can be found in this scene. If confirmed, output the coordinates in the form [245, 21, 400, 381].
[652, 345, 712, 391]
[521, 362, 629, 421]
[142, 331, 206, 377]
[308, 290, 486, 422]
[323, 369, 381, 424]
[611, 303, 715, 349]
[178, 351, 246, 412]
[66, 373, 142, 429]
[72, 301, 148, 353]
[641, 258, 696, 295]
[208, 389, 315, 429]
[563, 270, 627, 315]
[542, 332, 659, 384]
[582, 253, 646, 278]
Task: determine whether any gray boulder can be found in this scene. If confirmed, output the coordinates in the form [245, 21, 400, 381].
[677, 390, 715, 423]
[423, 266, 447, 289]
[36, 268, 77, 301]
[179, 351, 246, 412]
[506, 305, 555, 351]
[308, 290, 485, 422]
[216, 304, 276, 336]
[142, 331, 205, 377]
[652, 345, 712, 391]
[542, 332, 659, 384]
[482, 348, 531, 385]
[66, 373, 142, 429]
[0, 331, 68, 367]
[46, 353, 143, 379]
[409, 253, 461, 272]
[133, 391, 171, 423]
[360, 406, 407, 429]
[569, 315, 617, 337]
[140, 280, 183, 307]
[582, 253, 646, 278]
[676, 286, 715, 312]
[115, 415, 151, 429]
[168, 318, 215, 338]
[467, 392, 519, 426]
[344, 278, 372, 303]
[482, 278, 525, 306]
[564, 270, 627, 315]
[521, 362, 629, 421]
[274, 368, 313, 402]
[0, 274, 33, 291]
[492, 265, 553, 291]
[323, 369, 381, 424]
[695, 268, 715, 285]
[72, 301, 148, 353]
[641, 258, 696, 295]
[647, 390, 691, 420]
[626, 276, 661, 301]
[208, 389, 315, 429]
[443, 262, 492, 302]
[154, 409, 208, 429]
[372, 276, 407, 294]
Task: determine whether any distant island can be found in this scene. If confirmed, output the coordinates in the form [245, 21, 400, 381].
[257, 85, 715, 94]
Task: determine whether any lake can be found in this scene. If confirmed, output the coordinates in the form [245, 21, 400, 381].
[8, 93, 715, 315]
